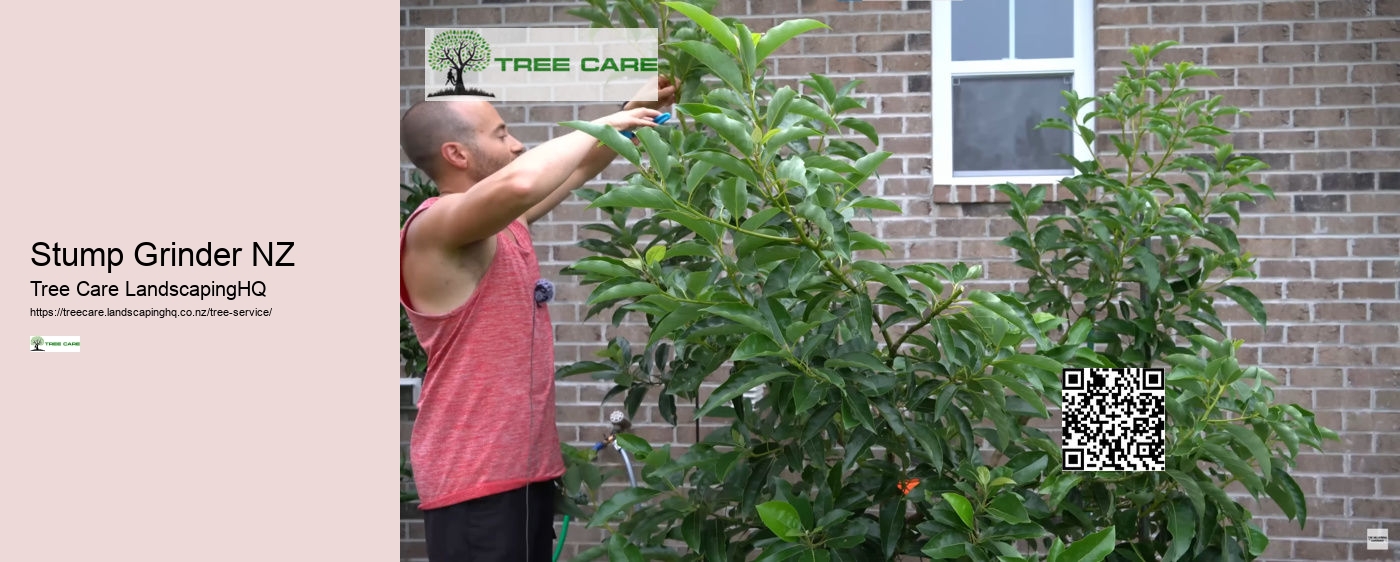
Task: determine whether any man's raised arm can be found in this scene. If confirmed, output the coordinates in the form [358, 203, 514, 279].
[408, 107, 662, 250]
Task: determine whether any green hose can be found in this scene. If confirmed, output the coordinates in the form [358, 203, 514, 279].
[553, 515, 570, 562]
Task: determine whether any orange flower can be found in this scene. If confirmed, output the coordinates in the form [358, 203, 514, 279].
[899, 478, 920, 495]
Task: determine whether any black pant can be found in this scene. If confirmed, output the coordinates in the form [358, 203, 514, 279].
[423, 481, 557, 562]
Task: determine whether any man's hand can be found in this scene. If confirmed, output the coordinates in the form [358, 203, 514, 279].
[595, 107, 664, 136]
[622, 75, 678, 112]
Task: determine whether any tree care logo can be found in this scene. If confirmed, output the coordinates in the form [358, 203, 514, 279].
[428, 29, 496, 99]
[30, 335, 80, 352]
[424, 27, 659, 103]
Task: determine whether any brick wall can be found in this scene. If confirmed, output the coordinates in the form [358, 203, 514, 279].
[401, 1, 1399, 560]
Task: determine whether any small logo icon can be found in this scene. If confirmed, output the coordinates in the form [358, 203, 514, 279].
[427, 29, 497, 99]
[1368, 527, 1389, 551]
[29, 335, 80, 352]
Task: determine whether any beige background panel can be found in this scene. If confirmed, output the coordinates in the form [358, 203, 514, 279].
[3, 1, 399, 560]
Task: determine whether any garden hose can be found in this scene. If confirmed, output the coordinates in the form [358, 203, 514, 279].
[553, 515, 569, 562]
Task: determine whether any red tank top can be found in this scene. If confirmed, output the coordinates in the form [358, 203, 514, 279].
[400, 197, 565, 510]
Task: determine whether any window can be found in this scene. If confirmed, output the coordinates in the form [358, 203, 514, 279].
[931, 0, 1095, 185]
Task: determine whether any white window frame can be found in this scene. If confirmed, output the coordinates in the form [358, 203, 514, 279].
[931, 0, 1096, 186]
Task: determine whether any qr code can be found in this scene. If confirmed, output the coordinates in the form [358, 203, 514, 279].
[1061, 368, 1166, 472]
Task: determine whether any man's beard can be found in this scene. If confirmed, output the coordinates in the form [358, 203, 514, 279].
[475, 151, 516, 181]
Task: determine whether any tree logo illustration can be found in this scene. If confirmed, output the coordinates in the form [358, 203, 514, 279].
[427, 29, 498, 98]
[30, 336, 44, 351]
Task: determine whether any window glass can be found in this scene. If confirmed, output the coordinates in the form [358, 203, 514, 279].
[1015, 0, 1074, 59]
[952, 74, 1075, 174]
[952, 0, 1010, 61]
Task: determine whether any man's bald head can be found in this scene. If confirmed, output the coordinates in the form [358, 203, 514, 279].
[400, 100, 480, 181]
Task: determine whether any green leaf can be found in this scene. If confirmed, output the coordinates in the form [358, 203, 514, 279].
[703, 302, 769, 335]
[670, 40, 746, 93]
[591, 184, 676, 211]
[614, 433, 652, 454]
[1166, 469, 1207, 517]
[967, 290, 1049, 349]
[1218, 285, 1268, 326]
[635, 125, 671, 177]
[1164, 500, 1195, 562]
[657, 210, 722, 247]
[1061, 526, 1116, 562]
[756, 19, 828, 62]
[987, 494, 1030, 524]
[591, 487, 661, 527]
[840, 117, 879, 145]
[697, 368, 787, 417]
[941, 492, 975, 530]
[720, 176, 749, 220]
[1130, 245, 1161, 292]
[757, 500, 805, 541]
[587, 282, 661, 305]
[694, 111, 757, 155]
[1221, 424, 1272, 477]
[766, 86, 797, 130]
[664, 1, 738, 55]
[1264, 466, 1307, 528]
[848, 196, 902, 213]
[763, 126, 820, 154]
[562, 119, 641, 167]
[692, 149, 759, 184]
[788, 97, 839, 129]
[645, 244, 667, 267]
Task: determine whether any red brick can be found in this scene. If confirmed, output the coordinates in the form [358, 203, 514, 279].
[1375, 259, 1400, 278]
[1294, 108, 1347, 128]
[882, 54, 930, 73]
[1264, 88, 1319, 107]
[1288, 324, 1341, 343]
[1320, 86, 1374, 106]
[1355, 455, 1400, 475]
[1265, 44, 1316, 64]
[1263, 130, 1316, 149]
[1263, 1, 1317, 20]
[1344, 281, 1398, 299]
[1261, 259, 1311, 278]
[1128, 27, 1180, 46]
[1238, 24, 1291, 43]
[1205, 3, 1259, 21]
[1295, 151, 1350, 171]
[405, 8, 457, 26]
[1183, 26, 1236, 45]
[1320, 43, 1373, 63]
[1099, 6, 1149, 26]
[1314, 260, 1369, 278]
[1345, 324, 1400, 344]
[1353, 19, 1400, 40]
[828, 55, 878, 73]
[1151, 5, 1202, 24]
[1298, 238, 1352, 258]
[1292, 21, 1350, 41]
[802, 35, 854, 55]
[1315, 302, 1367, 322]
[1318, 129, 1375, 149]
[1383, 0, 1400, 15]
[1208, 45, 1260, 66]
[1349, 194, 1400, 217]
[1318, 216, 1376, 234]
[879, 10, 924, 31]
[1353, 63, 1400, 84]
[1286, 281, 1341, 300]
[1290, 367, 1345, 387]
[1292, 65, 1349, 85]
[1315, 388, 1368, 409]
[1379, 85, 1400, 104]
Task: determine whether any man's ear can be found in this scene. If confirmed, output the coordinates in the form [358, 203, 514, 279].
[440, 142, 474, 172]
